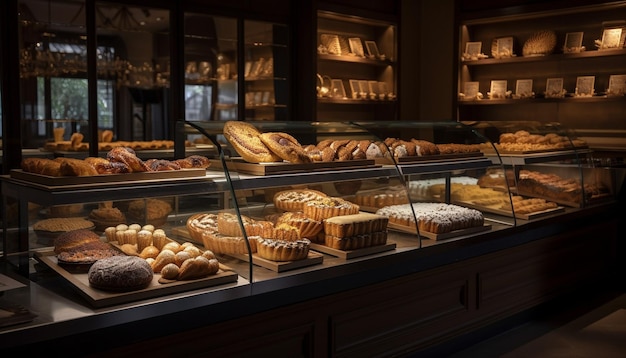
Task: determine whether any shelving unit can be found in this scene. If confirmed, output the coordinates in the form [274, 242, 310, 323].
[456, 1, 626, 152]
[316, 9, 397, 121]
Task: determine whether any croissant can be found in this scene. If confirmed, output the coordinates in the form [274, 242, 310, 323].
[151, 249, 176, 273]
[177, 256, 219, 280]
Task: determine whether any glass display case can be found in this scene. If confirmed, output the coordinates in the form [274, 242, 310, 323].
[467, 120, 620, 210]
[3, 120, 623, 308]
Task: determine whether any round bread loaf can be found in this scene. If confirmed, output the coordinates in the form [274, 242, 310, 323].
[88, 256, 153, 291]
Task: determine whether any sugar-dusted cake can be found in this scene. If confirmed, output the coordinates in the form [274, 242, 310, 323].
[303, 196, 360, 221]
[256, 238, 311, 261]
[376, 203, 484, 234]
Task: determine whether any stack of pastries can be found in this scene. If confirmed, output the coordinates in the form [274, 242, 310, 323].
[20, 148, 210, 177]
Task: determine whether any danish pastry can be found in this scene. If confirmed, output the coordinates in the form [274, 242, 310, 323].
[107, 147, 150, 172]
[223, 121, 281, 163]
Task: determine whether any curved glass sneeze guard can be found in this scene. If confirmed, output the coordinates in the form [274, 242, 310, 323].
[465, 120, 619, 210]
[354, 121, 515, 244]
[184, 120, 412, 283]
[183, 120, 514, 282]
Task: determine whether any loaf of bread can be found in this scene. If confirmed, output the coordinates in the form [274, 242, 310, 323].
[324, 231, 388, 250]
[88, 255, 153, 291]
[53, 229, 121, 263]
[323, 213, 388, 238]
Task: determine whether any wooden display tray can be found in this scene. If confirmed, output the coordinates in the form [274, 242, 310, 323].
[387, 222, 492, 240]
[396, 152, 485, 164]
[170, 226, 323, 272]
[211, 158, 378, 175]
[481, 146, 588, 155]
[230, 251, 323, 273]
[456, 200, 565, 220]
[375, 151, 483, 165]
[309, 242, 396, 259]
[9, 168, 207, 186]
[34, 250, 238, 308]
[513, 189, 582, 208]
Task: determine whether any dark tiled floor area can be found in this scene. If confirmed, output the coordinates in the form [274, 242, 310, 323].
[448, 290, 626, 358]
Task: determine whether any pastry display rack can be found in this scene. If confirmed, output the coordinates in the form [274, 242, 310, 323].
[316, 9, 397, 121]
[466, 120, 619, 210]
[6, 119, 620, 307]
[456, 1, 626, 153]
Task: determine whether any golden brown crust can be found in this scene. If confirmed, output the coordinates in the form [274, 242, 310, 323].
[107, 147, 150, 172]
[145, 159, 181, 171]
[173, 155, 211, 169]
[70, 132, 84, 150]
[85, 157, 130, 174]
[273, 189, 328, 212]
[101, 130, 114, 142]
[256, 238, 311, 261]
[275, 211, 322, 239]
[21, 158, 62, 176]
[223, 121, 281, 163]
[411, 139, 440, 156]
[57, 158, 99, 176]
[259, 132, 311, 163]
